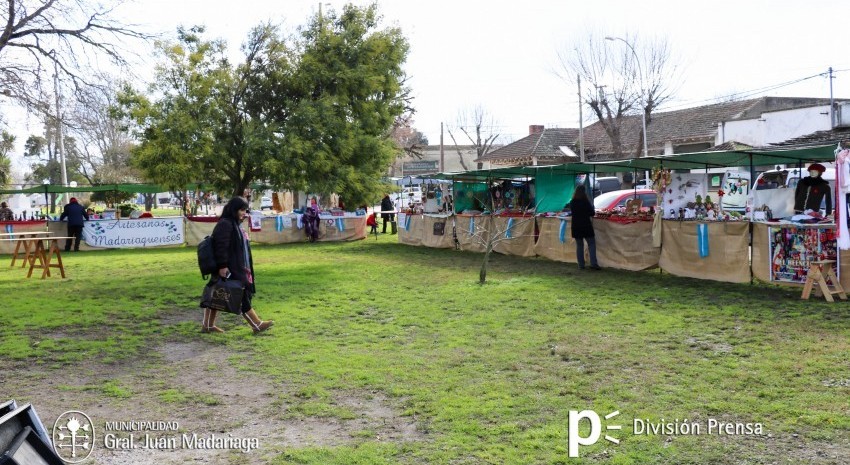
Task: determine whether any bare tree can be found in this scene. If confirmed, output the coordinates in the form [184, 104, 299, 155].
[0, 0, 153, 114]
[65, 75, 136, 184]
[390, 114, 428, 159]
[556, 31, 681, 159]
[446, 105, 500, 170]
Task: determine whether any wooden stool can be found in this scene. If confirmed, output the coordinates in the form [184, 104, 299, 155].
[801, 260, 847, 302]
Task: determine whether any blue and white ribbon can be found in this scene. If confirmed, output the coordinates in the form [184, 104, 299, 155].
[4, 224, 13, 237]
[335, 218, 345, 231]
[559, 218, 567, 244]
[505, 218, 514, 238]
[404, 214, 412, 231]
[275, 215, 284, 232]
[697, 223, 709, 258]
[469, 217, 475, 234]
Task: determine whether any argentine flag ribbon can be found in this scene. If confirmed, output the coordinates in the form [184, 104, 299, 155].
[469, 217, 475, 234]
[559, 218, 567, 244]
[4, 224, 13, 236]
[335, 218, 345, 231]
[404, 214, 412, 231]
[697, 223, 709, 258]
[505, 218, 514, 238]
[275, 215, 284, 232]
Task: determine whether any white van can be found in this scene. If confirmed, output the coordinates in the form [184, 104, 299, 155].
[746, 165, 835, 218]
[391, 186, 423, 208]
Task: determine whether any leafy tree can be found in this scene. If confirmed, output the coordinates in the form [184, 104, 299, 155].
[119, 4, 409, 208]
[267, 3, 410, 206]
[0, 130, 13, 187]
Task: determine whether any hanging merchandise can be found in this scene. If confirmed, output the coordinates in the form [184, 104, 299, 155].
[836, 144, 850, 250]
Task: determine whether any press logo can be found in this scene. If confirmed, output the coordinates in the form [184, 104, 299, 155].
[568, 409, 621, 457]
[52, 410, 95, 463]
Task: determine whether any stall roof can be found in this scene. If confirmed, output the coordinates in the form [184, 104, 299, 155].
[422, 143, 839, 181]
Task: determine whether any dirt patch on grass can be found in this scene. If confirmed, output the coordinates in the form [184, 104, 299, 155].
[5, 323, 424, 464]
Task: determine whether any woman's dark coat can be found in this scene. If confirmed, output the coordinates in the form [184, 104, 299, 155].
[569, 197, 596, 239]
[212, 217, 255, 294]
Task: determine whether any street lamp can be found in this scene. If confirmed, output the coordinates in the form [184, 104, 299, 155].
[605, 36, 648, 158]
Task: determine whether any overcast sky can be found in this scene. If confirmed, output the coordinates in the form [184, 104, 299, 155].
[5, 0, 850, 171]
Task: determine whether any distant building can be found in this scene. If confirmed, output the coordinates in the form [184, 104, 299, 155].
[388, 144, 497, 176]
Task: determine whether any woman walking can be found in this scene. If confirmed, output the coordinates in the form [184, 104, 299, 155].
[201, 196, 274, 333]
[568, 185, 601, 270]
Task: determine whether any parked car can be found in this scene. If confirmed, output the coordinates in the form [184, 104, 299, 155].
[593, 189, 657, 212]
[591, 176, 622, 197]
[260, 196, 273, 210]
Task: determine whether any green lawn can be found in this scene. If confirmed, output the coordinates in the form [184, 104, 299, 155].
[1, 235, 848, 464]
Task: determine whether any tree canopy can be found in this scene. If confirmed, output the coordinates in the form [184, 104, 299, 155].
[119, 3, 410, 207]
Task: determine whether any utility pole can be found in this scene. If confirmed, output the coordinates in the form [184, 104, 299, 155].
[829, 66, 835, 129]
[578, 76, 585, 162]
[52, 53, 68, 186]
[440, 122, 444, 172]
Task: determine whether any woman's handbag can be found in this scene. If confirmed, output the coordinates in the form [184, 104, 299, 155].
[201, 278, 245, 314]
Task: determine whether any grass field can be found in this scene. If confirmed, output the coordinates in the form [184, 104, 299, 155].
[1, 234, 848, 464]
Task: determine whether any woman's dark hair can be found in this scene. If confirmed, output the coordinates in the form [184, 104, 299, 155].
[573, 184, 588, 201]
[221, 196, 250, 220]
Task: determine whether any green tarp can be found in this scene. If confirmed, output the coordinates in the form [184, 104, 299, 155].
[423, 143, 840, 213]
[534, 166, 576, 212]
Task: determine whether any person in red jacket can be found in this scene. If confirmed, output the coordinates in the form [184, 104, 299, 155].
[366, 211, 378, 236]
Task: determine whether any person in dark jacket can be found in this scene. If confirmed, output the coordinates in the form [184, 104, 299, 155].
[568, 185, 601, 270]
[200, 196, 273, 334]
[380, 194, 395, 234]
[59, 197, 89, 251]
[794, 163, 832, 216]
[302, 206, 320, 242]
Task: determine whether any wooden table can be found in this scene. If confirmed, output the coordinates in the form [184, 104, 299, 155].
[801, 260, 847, 302]
[0, 231, 52, 268]
[1, 235, 74, 279]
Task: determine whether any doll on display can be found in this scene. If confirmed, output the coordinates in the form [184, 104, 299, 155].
[794, 163, 832, 216]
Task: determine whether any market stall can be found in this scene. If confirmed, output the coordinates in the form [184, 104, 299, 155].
[751, 221, 849, 289]
[533, 217, 578, 263]
[659, 220, 750, 283]
[397, 213, 424, 246]
[594, 218, 660, 271]
[490, 215, 536, 257]
[185, 214, 366, 246]
[455, 214, 490, 253]
[47, 217, 186, 249]
[418, 214, 455, 249]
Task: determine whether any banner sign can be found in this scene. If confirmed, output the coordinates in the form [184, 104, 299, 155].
[83, 218, 184, 248]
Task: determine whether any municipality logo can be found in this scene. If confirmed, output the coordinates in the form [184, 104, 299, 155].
[568, 409, 621, 458]
[52, 410, 95, 463]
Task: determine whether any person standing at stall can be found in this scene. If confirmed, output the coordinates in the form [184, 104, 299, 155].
[380, 194, 395, 234]
[59, 197, 89, 252]
[568, 185, 601, 270]
[0, 202, 13, 221]
[200, 196, 274, 334]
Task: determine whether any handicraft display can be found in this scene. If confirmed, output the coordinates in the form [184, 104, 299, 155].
[769, 226, 838, 283]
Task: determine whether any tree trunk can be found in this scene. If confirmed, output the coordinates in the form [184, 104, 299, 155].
[479, 242, 494, 284]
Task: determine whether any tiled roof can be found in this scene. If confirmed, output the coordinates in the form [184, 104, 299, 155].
[476, 128, 580, 165]
[769, 126, 850, 147]
[704, 141, 754, 152]
[582, 97, 841, 160]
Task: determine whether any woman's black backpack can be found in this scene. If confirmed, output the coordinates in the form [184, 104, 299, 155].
[197, 235, 217, 279]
